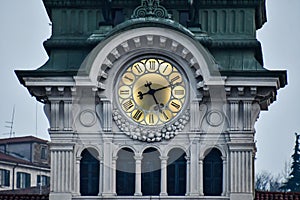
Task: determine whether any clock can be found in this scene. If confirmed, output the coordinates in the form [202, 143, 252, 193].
[117, 57, 187, 126]
[113, 56, 190, 142]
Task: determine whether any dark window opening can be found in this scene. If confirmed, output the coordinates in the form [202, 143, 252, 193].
[167, 149, 187, 196]
[80, 149, 99, 196]
[116, 148, 135, 196]
[0, 169, 10, 187]
[179, 11, 189, 27]
[37, 175, 50, 186]
[203, 148, 223, 196]
[17, 172, 31, 189]
[142, 148, 161, 195]
[41, 146, 47, 160]
[113, 9, 125, 26]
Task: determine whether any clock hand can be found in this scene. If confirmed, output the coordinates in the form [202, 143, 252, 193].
[138, 81, 180, 99]
[137, 81, 164, 112]
[153, 82, 180, 93]
[137, 81, 155, 99]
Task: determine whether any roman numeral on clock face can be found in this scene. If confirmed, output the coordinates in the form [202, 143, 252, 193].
[175, 90, 184, 96]
[134, 64, 143, 73]
[162, 111, 169, 120]
[149, 61, 156, 70]
[133, 110, 143, 121]
[171, 101, 181, 110]
[171, 75, 180, 83]
[149, 114, 154, 124]
[120, 90, 130, 95]
[122, 100, 134, 111]
[124, 75, 133, 82]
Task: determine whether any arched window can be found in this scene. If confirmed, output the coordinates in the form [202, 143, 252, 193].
[80, 148, 99, 196]
[167, 148, 187, 196]
[116, 148, 135, 196]
[203, 148, 223, 196]
[142, 147, 161, 195]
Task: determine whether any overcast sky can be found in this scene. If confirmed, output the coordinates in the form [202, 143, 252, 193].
[0, 0, 300, 175]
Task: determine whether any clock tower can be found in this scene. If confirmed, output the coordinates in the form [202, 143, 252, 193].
[16, 0, 286, 200]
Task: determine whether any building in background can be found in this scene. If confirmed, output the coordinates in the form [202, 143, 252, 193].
[16, 0, 286, 200]
[0, 136, 50, 191]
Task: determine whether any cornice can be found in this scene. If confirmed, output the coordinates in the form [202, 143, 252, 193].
[43, 38, 92, 49]
[198, 0, 263, 7]
[209, 39, 261, 49]
[43, 0, 104, 8]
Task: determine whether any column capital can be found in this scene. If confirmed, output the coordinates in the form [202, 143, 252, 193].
[134, 155, 143, 161]
[76, 156, 82, 162]
[159, 156, 169, 161]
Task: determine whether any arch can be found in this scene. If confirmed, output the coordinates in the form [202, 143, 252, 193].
[113, 145, 136, 158]
[203, 148, 223, 196]
[167, 148, 187, 196]
[140, 145, 163, 157]
[76, 26, 222, 92]
[116, 148, 135, 196]
[201, 145, 227, 160]
[142, 147, 161, 195]
[76, 145, 102, 159]
[80, 148, 100, 196]
[165, 145, 188, 157]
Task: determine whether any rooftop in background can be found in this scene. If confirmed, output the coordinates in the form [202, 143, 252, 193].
[0, 151, 50, 168]
[0, 136, 49, 145]
[0, 186, 49, 195]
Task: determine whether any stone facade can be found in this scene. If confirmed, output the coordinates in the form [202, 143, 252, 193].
[15, 0, 286, 200]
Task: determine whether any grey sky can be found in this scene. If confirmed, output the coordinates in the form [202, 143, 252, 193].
[0, 0, 299, 175]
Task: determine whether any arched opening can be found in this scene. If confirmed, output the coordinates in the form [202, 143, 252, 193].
[142, 147, 161, 195]
[116, 148, 135, 196]
[80, 148, 99, 196]
[203, 148, 223, 196]
[167, 148, 187, 196]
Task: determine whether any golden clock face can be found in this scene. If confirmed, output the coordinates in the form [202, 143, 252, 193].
[117, 57, 186, 126]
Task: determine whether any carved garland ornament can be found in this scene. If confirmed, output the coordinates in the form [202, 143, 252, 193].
[113, 109, 190, 142]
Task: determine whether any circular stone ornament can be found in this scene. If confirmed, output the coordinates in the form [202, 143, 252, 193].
[206, 110, 224, 127]
[79, 110, 97, 127]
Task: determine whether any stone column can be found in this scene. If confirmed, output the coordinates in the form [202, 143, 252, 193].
[198, 156, 204, 195]
[112, 156, 118, 195]
[63, 100, 73, 131]
[50, 100, 60, 130]
[186, 156, 190, 195]
[229, 100, 239, 131]
[98, 157, 104, 196]
[134, 155, 143, 196]
[102, 98, 112, 132]
[222, 156, 227, 196]
[160, 156, 168, 196]
[75, 156, 81, 195]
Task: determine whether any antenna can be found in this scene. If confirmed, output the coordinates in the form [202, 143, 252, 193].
[36, 102, 38, 137]
[5, 106, 15, 138]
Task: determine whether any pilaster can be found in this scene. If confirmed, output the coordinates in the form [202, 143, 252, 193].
[189, 139, 200, 196]
[102, 137, 115, 196]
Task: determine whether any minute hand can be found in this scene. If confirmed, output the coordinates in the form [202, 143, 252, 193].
[153, 82, 179, 92]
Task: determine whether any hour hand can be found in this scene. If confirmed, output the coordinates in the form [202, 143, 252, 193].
[138, 91, 144, 99]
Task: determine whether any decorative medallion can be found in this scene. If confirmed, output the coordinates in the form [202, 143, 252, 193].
[79, 110, 97, 127]
[206, 110, 224, 127]
[131, 0, 170, 19]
